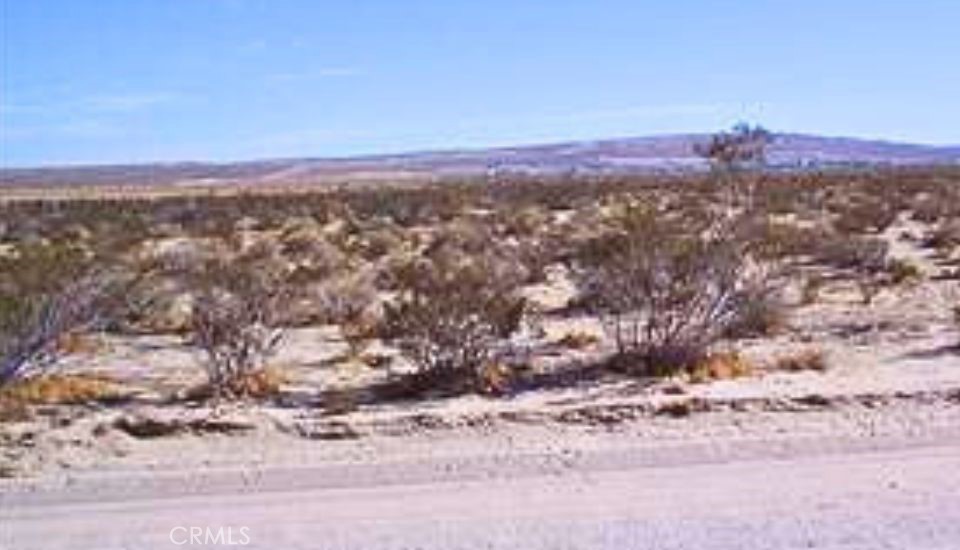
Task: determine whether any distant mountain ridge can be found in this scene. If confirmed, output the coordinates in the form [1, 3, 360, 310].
[2, 133, 959, 188]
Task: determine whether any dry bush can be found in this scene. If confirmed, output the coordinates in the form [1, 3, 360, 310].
[575, 202, 778, 375]
[753, 221, 825, 261]
[307, 270, 379, 327]
[831, 197, 899, 235]
[380, 245, 526, 395]
[723, 289, 789, 338]
[814, 235, 889, 272]
[1, 242, 128, 386]
[181, 242, 294, 399]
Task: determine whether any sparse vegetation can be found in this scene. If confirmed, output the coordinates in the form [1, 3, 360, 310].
[180, 242, 294, 399]
[380, 246, 526, 395]
[0, 239, 131, 386]
[575, 201, 775, 375]
[1, 159, 957, 416]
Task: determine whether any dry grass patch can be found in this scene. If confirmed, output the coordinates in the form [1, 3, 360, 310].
[688, 352, 754, 383]
[0, 373, 126, 406]
[179, 366, 288, 402]
[771, 349, 829, 372]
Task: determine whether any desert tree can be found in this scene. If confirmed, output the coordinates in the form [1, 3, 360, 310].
[696, 122, 773, 211]
[696, 122, 772, 171]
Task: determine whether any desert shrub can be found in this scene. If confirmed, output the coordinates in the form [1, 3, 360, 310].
[380, 247, 526, 395]
[305, 269, 379, 327]
[182, 242, 294, 399]
[814, 234, 889, 272]
[910, 185, 960, 224]
[753, 221, 824, 261]
[575, 202, 777, 375]
[723, 288, 789, 338]
[831, 197, 899, 235]
[355, 222, 407, 262]
[0, 241, 127, 385]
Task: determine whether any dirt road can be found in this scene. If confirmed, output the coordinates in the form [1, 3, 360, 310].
[3, 436, 959, 550]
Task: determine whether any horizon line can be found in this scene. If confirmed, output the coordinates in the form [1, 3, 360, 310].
[2, 129, 959, 171]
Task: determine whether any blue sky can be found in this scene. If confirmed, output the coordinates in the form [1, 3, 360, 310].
[1, 0, 958, 167]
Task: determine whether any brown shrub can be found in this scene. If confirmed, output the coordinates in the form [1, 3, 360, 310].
[814, 235, 889, 272]
[723, 289, 789, 338]
[575, 202, 779, 375]
[380, 247, 526, 394]
[183, 242, 294, 399]
[1, 269, 128, 386]
[831, 197, 899, 235]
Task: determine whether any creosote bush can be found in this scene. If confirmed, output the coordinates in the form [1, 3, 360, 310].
[380, 246, 526, 395]
[182, 242, 293, 399]
[576, 202, 778, 375]
[0, 241, 128, 386]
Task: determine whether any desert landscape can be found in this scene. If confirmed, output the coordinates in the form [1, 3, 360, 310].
[1, 126, 959, 548]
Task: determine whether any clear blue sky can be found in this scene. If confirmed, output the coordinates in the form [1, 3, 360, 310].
[2, 0, 958, 167]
